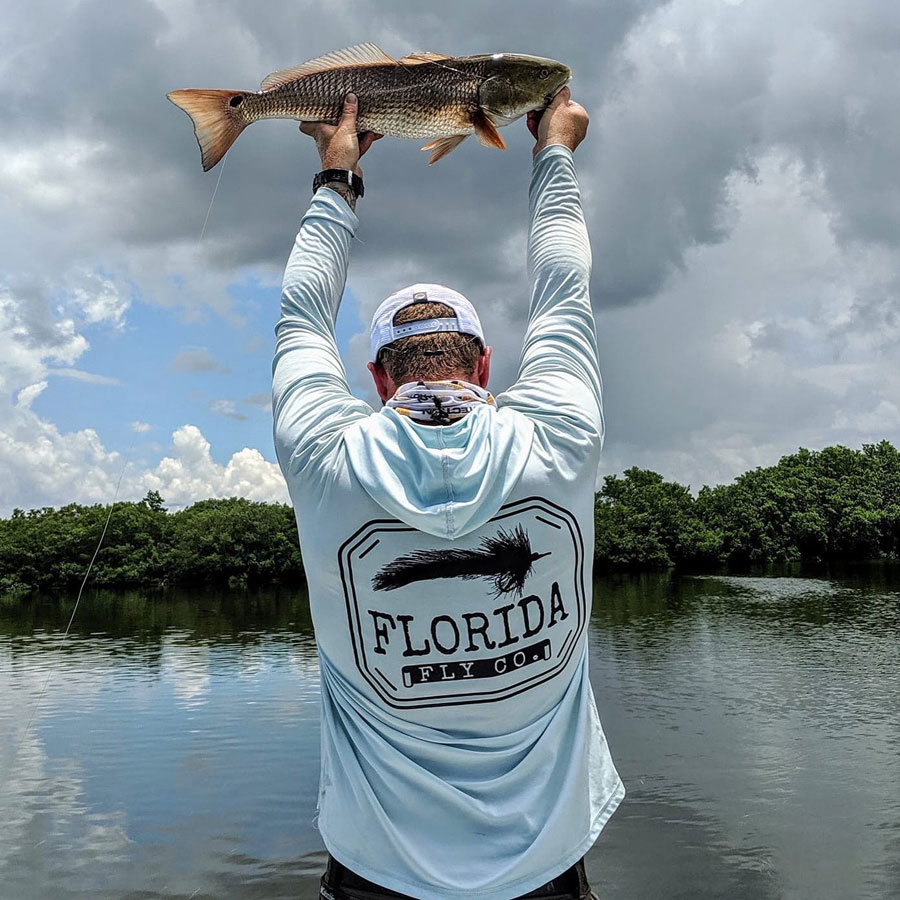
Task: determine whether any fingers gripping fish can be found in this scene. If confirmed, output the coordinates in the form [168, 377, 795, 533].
[167, 43, 571, 169]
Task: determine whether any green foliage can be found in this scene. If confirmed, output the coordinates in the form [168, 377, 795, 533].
[2, 442, 898, 594]
[0, 495, 304, 595]
[168, 498, 303, 584]
[594, 468, 719, 568]
[594, 441, 900, 569]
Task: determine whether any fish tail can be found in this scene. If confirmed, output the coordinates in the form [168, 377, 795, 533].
[167, 89, 249, 171]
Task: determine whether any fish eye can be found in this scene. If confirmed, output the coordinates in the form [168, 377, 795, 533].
[538, 67, 550, 80]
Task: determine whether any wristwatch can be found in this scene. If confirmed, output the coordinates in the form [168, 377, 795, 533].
[313, 168, 364, 200]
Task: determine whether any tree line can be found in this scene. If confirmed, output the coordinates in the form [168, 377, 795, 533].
[1, 441, 898, 596]
[594, 440, 900, 568]
[0, 493, 305, 595]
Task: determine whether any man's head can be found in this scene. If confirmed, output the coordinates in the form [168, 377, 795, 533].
[367, 284, 492, 404]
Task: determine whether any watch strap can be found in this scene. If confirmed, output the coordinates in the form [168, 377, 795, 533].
[313, 168, 364, 199]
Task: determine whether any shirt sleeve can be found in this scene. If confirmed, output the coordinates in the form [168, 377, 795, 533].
[272, 188, 373, 480]
[495, 144, 604, 452]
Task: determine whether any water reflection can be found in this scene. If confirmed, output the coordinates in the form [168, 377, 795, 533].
[589, 567, 900, 900]
[1, 572, 898, 899]
[1, 587, 321, 900]
[1, 586, 317, 642]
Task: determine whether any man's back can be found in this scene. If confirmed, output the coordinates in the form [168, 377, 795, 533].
[272, 93, 623, 899]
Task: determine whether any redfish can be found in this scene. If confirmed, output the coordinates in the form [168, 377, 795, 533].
[168, 43, 570, 170]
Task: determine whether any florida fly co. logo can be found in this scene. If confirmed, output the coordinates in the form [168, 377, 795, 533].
[337, 498, 587, 709]
[372, 525, 549, 598]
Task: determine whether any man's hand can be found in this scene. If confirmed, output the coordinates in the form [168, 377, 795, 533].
[300, 93, 383, 175]
[526, 87, 589, 157]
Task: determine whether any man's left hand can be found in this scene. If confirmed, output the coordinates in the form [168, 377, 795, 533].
[300, 93, 383, 175]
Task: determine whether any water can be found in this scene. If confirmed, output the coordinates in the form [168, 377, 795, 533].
[1, 571, 898, 899]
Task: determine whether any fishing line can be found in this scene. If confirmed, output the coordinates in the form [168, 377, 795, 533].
[422, 59, 487, 84]
[198, 151, 228, 244]
[395, 57, 487, 85]
[11, 450, 132, 767]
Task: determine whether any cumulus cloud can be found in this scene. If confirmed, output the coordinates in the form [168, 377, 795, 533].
[0, 263, 284, 513]
[0, 415, 124, 513]
[0, 281, 128, 511]
[137, 425, 287, 508]
[0, 418, 286, 515]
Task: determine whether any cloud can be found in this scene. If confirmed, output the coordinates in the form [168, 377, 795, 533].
[209, 398, 247, 421]
[15, 381, 48, 410]
[0, 416, 124, 514]
[0, 287, 88, 391]
[0, 282, 128, 512]
[137, 425, 287, 508]
[0, 418, 286, 515]
[2, 0, 900, 511]
[595, 149, 900, 489]
[242, 392, 271, 412]
[170, 348, 230, 374]
[70, 275, 130, 328]
[0, 279, 282, 511]
[51, 368, 121, 385]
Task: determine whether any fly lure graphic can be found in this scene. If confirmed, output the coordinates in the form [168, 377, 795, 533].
[372, 525, 549, 598]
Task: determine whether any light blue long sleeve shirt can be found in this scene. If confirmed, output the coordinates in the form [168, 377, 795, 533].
[273, 145, 624, 900]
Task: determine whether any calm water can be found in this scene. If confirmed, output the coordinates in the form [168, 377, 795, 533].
[1, 571, 898, 900]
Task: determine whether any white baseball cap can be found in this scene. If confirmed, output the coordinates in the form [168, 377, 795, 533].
[370, 283, 485, 361]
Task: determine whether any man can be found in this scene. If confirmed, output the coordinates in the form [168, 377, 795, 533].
[273, 87, 624, 900]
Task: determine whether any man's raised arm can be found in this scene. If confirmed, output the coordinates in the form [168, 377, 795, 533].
[497, 89, 603, 450]
[272, 95, 382, 479]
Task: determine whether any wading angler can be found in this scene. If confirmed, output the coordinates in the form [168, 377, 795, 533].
[172, 42, 625, 900]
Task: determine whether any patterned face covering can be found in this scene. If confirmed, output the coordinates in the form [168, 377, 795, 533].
[386, 380, 495, 425]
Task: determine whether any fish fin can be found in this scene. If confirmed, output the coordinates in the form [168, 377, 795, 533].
[471, 109, 506, 149]
[399, 51, 452, 65]
[421, 134, 468, 164]
[260, 43, 396, 90]
[167, 89, 248, 171]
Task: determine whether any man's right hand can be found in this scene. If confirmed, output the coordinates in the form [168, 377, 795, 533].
[300, 93, 382, 176]
[527, 87, 589, 157]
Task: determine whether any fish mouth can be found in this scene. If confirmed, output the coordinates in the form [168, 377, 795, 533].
[541, 82, 570, 107]
[547, 82, 569, 103]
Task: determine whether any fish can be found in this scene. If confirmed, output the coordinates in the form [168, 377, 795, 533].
[167, 42, 571, 170]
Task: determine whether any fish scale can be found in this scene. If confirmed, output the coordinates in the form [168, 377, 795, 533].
[167, 44, 571, 170]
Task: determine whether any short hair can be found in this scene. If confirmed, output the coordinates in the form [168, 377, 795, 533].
[376, 301, 484, 384]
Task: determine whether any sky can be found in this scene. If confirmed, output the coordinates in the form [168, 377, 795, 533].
[1, 0, 899, 514]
